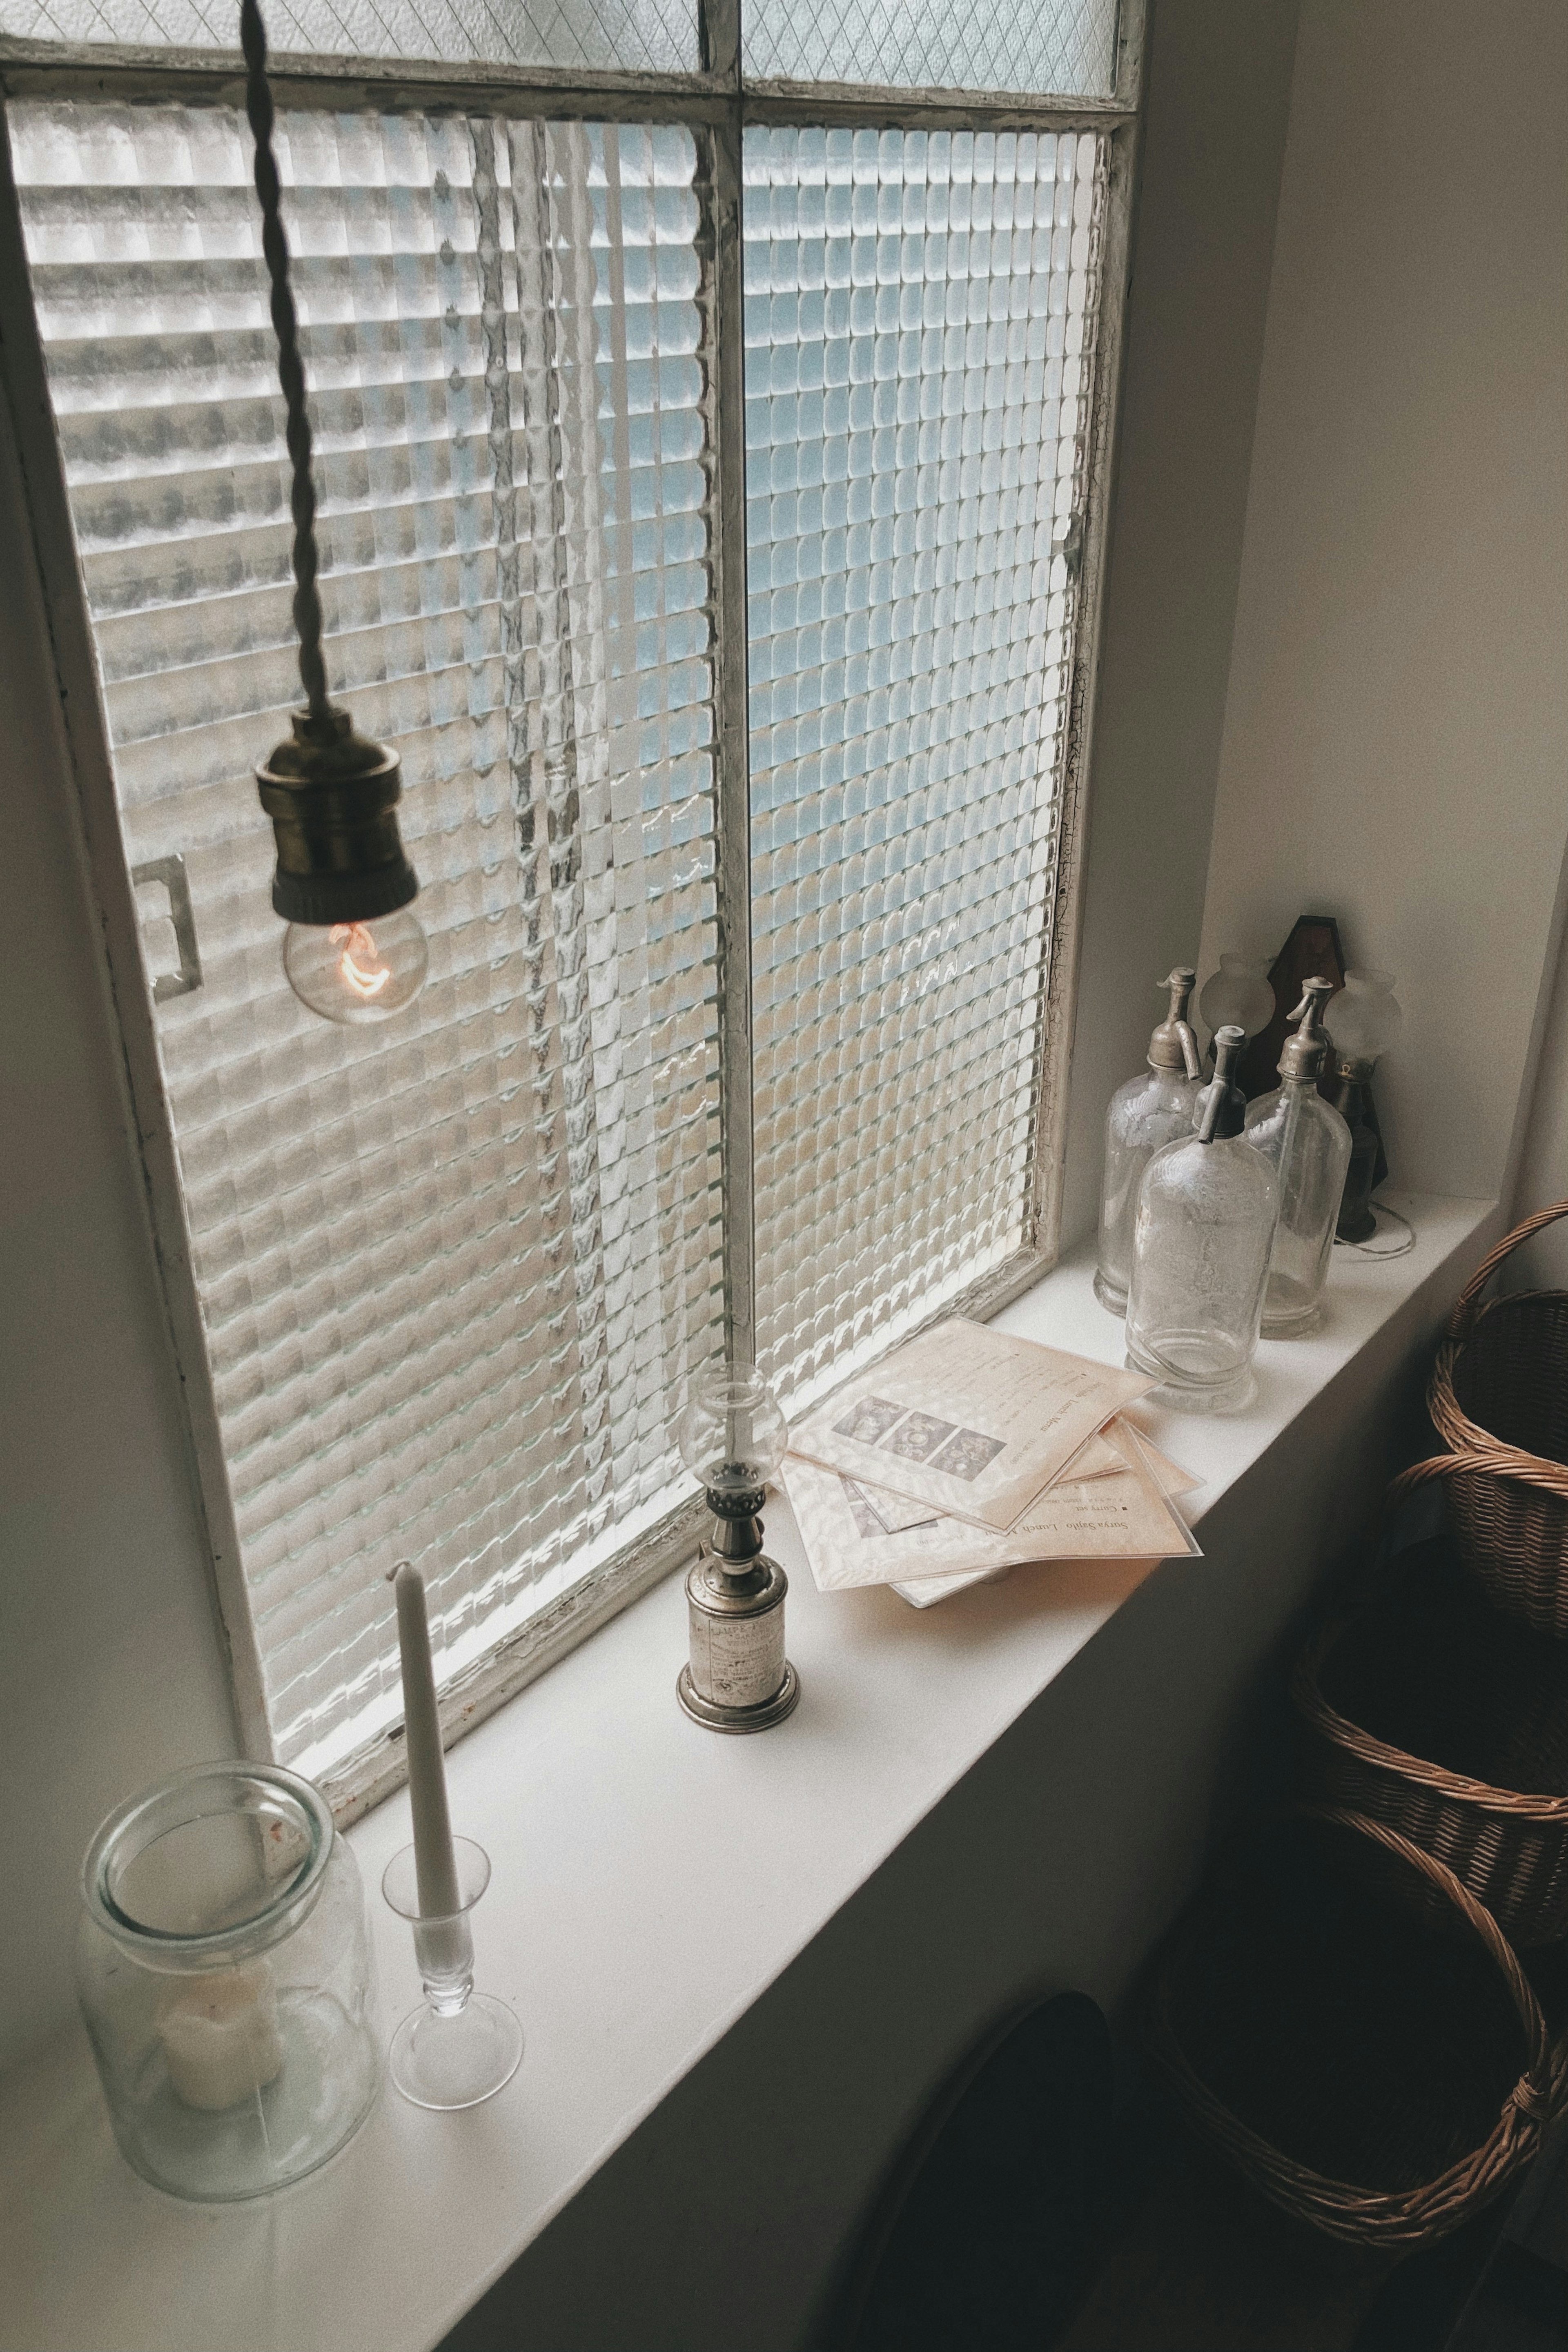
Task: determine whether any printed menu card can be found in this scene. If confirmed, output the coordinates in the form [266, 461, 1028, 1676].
[787, 1316, 1154, 1534]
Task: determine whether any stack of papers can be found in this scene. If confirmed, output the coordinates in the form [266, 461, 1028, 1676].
[781, 1317, 1202, 1610]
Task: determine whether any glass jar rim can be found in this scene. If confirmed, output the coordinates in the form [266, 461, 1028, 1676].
[82, 1758, 335, 1960]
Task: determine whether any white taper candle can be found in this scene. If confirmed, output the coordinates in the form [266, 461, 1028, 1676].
[393, 1561, 462, 1920]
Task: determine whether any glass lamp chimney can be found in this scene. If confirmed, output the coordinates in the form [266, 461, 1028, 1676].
[1198, 952, 1276, 1064]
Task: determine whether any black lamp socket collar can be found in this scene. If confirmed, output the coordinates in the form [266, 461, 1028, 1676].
[256, 705, 419, 927]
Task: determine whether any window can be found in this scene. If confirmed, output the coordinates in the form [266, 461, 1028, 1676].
[0, 0, 1141, 1805]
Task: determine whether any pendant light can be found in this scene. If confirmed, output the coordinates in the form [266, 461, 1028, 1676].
[241, 0, 428, 1024]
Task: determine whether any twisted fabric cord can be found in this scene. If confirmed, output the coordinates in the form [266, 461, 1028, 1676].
[241, 0, 331, 722]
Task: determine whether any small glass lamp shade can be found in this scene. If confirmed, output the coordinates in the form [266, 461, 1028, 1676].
[283, 909, 428, 1024]
[677, 1362, 788, 1501]
[1198, 953, 1276, 1045]
[76, 1761, 379, 2201]
[1331, 969, 1403, 1069]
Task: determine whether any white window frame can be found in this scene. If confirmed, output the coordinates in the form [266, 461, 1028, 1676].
[0, 0, 1144, 1817]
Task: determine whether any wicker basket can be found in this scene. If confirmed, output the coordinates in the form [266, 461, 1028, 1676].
[1293, 1542, 1568, 1945]
[1144, 1806, 1553, 2249]
[1388, 1200, 1568, 1634]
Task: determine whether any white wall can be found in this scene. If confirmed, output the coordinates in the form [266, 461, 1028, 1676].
[0, 392, 237, 2081]
[1197, 0, 1568, 1204]
[1057, 0, 1301, 1250]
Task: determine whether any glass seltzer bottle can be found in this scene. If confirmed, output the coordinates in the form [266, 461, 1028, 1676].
[1095, 967, 1204, 1315]
[1243, 978, 1353, 1333]
[1126, 1026, 1278, 1412]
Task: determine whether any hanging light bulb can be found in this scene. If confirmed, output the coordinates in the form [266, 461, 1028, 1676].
[242, 0, 427, 1024]
[254, 696, 427, 1021]
[282, 913, 429, 1025]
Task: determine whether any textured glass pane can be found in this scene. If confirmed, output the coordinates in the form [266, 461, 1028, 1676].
[743, 0, 1118, 98]
[14, 98, 721, 1780]
[746, 125, 1108, 1408]
[0, 0, 697, 76]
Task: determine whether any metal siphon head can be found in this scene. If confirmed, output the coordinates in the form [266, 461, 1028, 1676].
[1276, 976, 1335, 1083]
[1147, 967, 1202, 1077]
[1196, 1024, 1248, 1143]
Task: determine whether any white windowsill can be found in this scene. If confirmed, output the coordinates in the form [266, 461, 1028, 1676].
[0, 1191, 1495, 2352]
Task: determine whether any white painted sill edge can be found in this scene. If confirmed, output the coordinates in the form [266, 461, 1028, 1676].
[0, 1190, 1496, 2352]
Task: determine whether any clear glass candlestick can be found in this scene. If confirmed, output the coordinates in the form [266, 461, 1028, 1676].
[382, 1838, 521, 2110]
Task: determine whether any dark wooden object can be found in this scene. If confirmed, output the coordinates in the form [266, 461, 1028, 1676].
[1238, 915, 1348, 1099]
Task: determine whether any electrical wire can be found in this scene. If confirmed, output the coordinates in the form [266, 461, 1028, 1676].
[1334, 1201, 1417, 1259]
[240, 0, 332, 724]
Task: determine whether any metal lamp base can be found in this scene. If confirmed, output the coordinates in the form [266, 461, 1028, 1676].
[676, 1659, 800, 1735]
[680, 1546, 799, 1732]
[1333, 1065, 1381, 1245]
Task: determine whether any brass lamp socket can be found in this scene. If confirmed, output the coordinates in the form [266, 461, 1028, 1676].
[256, 706, 419, 926]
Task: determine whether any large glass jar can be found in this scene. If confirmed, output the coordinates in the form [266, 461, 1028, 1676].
[76, 1760, 380, 2201]
[1125, 1027, 1278, 1412]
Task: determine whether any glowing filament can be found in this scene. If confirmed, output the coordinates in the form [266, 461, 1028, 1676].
[331, 922, 391, 1002]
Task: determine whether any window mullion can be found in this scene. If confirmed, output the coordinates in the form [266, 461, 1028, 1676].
[697, 0, 756, 1367]
[1025, 111, 1144, 1270]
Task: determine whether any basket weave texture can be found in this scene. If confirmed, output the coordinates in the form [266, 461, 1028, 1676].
[1293, 1543, 1568, 1946]
[1388, 1200, 1568, 1634]
[1144, 1806, 1553, 2249]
